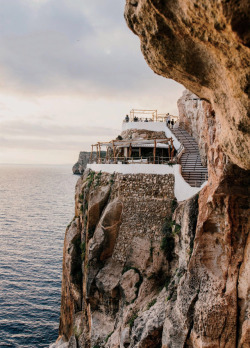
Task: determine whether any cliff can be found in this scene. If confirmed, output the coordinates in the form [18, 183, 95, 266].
[124, 0, 250, 170]
[53, 97, 249, 348]
[52, 1, 250, 347]
[72, 152, 91, 175]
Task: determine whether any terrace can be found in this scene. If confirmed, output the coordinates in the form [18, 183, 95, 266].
[87, 109, 208, 201]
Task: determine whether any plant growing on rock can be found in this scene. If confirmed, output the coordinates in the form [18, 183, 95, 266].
[87, 170, 95, 188]
[147, 298, 157, 310]
[94, 171, 102, 188]
[128, 311, 138, 329]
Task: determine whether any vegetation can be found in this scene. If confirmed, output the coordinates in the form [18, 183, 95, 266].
[73, 326, 82, 339]
[109, 172, 115, 185]
[80, 241, 86, 261]
[105, 331, 114, 343]
[147, 298, 157, 310]
[160, 216, 181, 261]
[94, 171, 102, 188]
[128, 311, 138, 329]
[171, 198, 178, 213]
[87, 170, 95, 188]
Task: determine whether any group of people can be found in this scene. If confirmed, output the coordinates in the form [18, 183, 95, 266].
[124, 114, 176, 128]
[167, 118, 175, 129]
[124, 115, 152, 122]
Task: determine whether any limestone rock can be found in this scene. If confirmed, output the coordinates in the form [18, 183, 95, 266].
[72, 152, 91, 175]
[120, 269, 140, 303]
[124, 0, 250, 170]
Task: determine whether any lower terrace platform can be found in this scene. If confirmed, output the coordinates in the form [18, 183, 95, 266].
[87, 162, 206, 202]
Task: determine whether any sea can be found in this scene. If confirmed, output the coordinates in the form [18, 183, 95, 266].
[0, 165, 78, 348]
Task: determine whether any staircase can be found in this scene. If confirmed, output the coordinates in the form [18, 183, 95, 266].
[171, 127, 208, 187]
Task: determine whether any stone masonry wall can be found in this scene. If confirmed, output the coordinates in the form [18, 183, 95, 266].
[111, 174, 175, 262]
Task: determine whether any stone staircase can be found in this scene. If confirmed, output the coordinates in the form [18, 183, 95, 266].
[171, 127, 208, 187]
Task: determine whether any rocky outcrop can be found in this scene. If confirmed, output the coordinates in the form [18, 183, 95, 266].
[124, 0, 250, 170]
[55, 106, 249, 347]
[52, 2, 250, 347]
[72, 152, 91, 175]
[54, 171, 181, 348]
[121, 129, 166, 140]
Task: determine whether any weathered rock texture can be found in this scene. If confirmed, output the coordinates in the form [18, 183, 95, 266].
[56, 170, 180, 348]
[72, 152, 91, 175]
[121, 129, 166, 140]
[125, 0, 250, 170]
[52, 2, 250, 347]
[55, 104, 249, 347]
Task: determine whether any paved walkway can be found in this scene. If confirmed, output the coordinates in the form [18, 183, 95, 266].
[171, 127, 208, 187]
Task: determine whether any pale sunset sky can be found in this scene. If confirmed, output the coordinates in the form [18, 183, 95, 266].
[0, 0, 184, 165]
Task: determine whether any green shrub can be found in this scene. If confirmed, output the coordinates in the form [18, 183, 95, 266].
[171, 198, 178, 213]
[105, 331, 113, 343]
[94, 171, 102, 187]
[147, 298, 157, 310]
[128, 312, 138, 329]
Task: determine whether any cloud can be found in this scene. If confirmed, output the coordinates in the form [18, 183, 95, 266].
[0, 119, 119, 137]
[0, 0, 178, 98]
[0, 0, 185, 164]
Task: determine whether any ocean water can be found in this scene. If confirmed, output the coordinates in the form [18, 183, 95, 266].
[0, 165, 78, 348]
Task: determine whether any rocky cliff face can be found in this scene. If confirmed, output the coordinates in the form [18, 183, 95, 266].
[55, 170, 183, 348]
[52, 2, 249, 347]
[124, 0, 250, 170]
[124, 1, 250, 344]
[72, 152, 91, 175]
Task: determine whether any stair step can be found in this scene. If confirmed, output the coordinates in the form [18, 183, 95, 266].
[172, 126, 208, 187]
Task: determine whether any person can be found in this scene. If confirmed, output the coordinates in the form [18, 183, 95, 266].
[125, 115, 129, 122]
[166, 113, 170, 126]
[145, 117, 148, 122]
[171, 119, 174, 129]
[167, 119, 170, 127]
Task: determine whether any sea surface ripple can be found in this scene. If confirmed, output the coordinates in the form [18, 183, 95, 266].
[0, 165, 78, 348]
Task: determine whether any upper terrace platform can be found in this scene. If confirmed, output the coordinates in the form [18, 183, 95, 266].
[122, 109, 180, 149]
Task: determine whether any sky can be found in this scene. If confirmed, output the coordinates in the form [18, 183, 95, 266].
[0, 0, 184, 165]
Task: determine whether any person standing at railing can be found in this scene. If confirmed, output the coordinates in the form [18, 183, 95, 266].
[125, 115, 129, 122]
[171, 119, 174, 129]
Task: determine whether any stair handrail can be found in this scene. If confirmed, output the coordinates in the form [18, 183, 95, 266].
[176, 144, 185, 163]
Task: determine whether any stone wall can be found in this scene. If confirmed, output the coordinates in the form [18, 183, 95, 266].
[111, 174, 175, 262]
